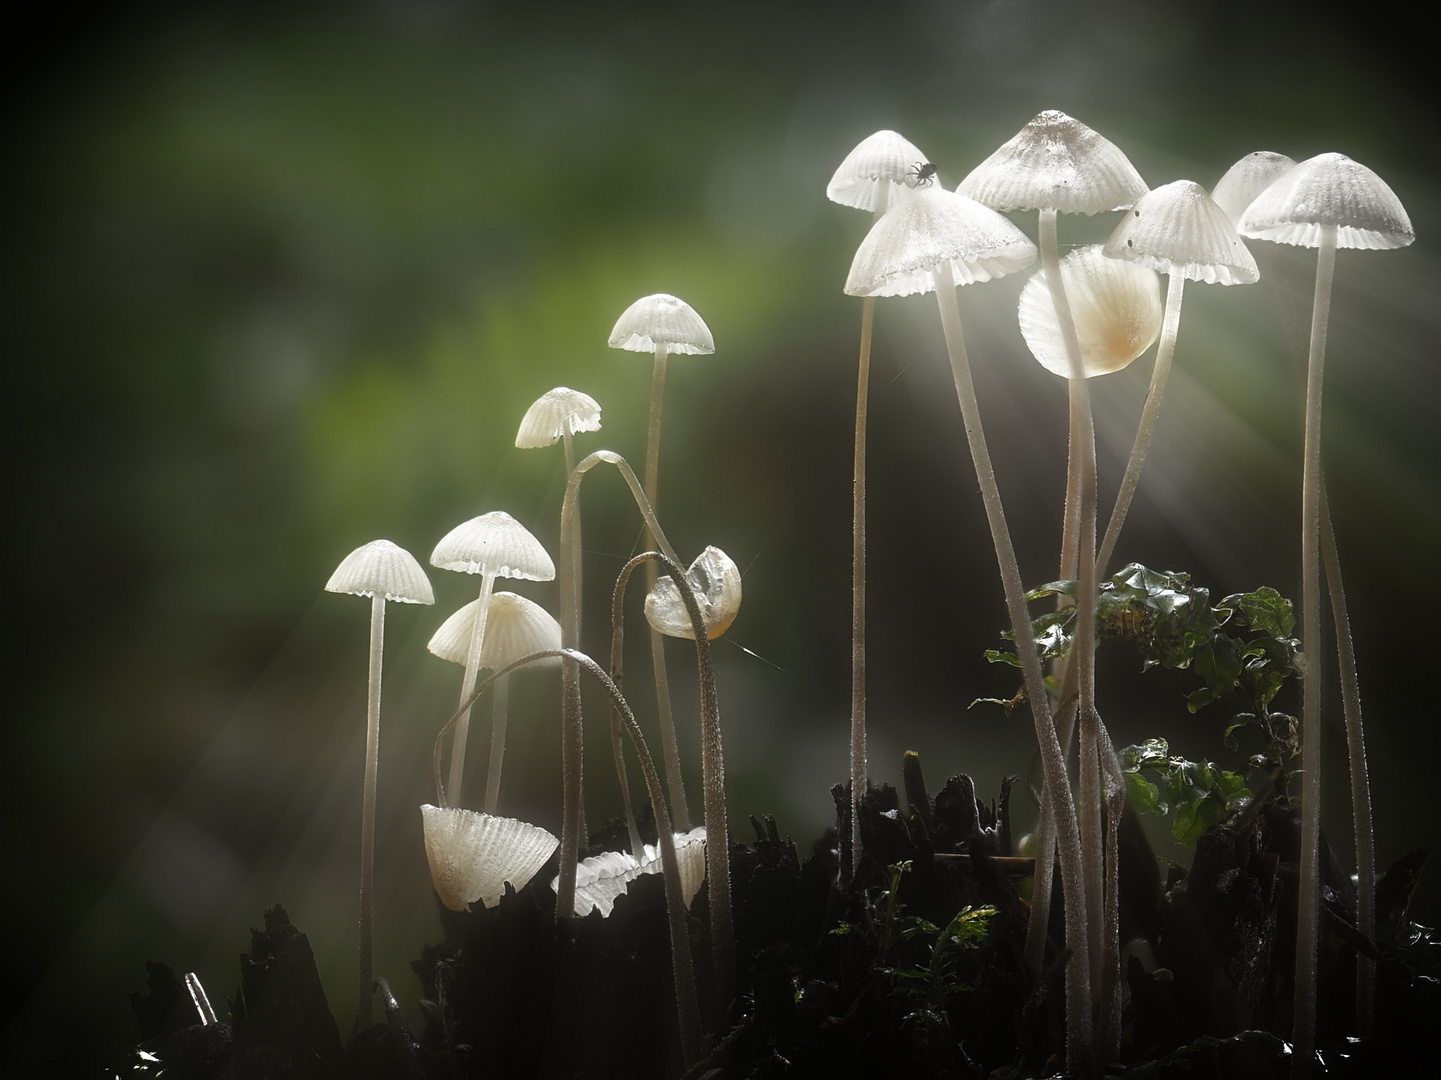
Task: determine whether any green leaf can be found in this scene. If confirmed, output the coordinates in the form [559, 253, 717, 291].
[1174, 791, 1227, 846]
[1125, 771, 1164, 815]
[982, 649, 1022, 669]
[1233, 586, 1295, 637]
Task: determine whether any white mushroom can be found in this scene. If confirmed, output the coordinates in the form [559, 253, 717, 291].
[420, 805, 559, 912]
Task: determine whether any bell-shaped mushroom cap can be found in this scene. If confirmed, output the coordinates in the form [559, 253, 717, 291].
[325, 539, 435, 604]
[1018, 245, 1163, 379]
[644, 546, 743, 640]
[1238, 152, 1415, 251]
[1103, 180, 1259, 285]
[428, 592, 562, 670]
[515, 387, 602, 449]
[844, 187, 1037, 297]
[431, 511, 556, 581]
[826, 129, 931, 213]
[957, 110, 1148, 215]
[1210, 151, 1297, 227]
[420, 805, 559, 912]
[608, 294, 715, 355]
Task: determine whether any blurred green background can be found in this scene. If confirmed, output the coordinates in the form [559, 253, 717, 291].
[5, 0, 1438, 1072]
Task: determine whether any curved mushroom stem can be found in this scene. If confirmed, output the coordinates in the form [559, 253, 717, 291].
[481, 673, 509, 816]
[1294, 225, 1337, 1078]
[932, 262, 1093, 1070]
[557, 451, 682, 916]
[432, 648, 702, 1065]
[357, 592, 385, 1031]
[448, 568, 499, 808]
[1096, 272, 1185, 576]
[644, 342, 692, 833]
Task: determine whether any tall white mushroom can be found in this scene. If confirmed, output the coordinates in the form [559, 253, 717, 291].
[324, 538, 433, 1030]
[515, 386, 602, 477]
[844, 185, 1099, 1071]
[608, 293, 715, 832]
[430, 512, 555, 808]
[429, 591, 562, 814]
[827, 128, 932, 876]
[1240, 152, 1414, 1069]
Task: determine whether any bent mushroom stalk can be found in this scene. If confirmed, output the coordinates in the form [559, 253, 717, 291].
[845, 184, 1096, 1072]
[323, 538, 434, 1030]
[826, 127, 931, 875]
[1240, 152, 1414, 1070]
[609, 293, 715, 834]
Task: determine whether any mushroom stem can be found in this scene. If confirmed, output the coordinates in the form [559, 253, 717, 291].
[1096, 273, 1185, 576]
[642, 343, 691, 834]
[1040, 207, 1105, 1003]
[1294, 224, 1336, 1076]
[1024, 693, 1077, 983]
[849, 184, 889, 878]
[557, 451, 682, 915]
[1098, 718, 1127, 1065]
[481, 673, 509, 816]
[932, 262, 1093, 1069]
[449, 568, 498, 807]
[357, 591, 385, 1031]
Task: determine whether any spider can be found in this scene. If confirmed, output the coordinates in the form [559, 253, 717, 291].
[907, 161, 939, 188]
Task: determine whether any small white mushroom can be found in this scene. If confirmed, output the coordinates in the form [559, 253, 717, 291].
[431, 512, 555, 807]
[1210, 151, 1297, 228]
[553, 826, 707, 917]
[826, 129, 932, 212]
[644, 546, 743, 640]
[324, 538, 433, 1030]
[419, 804, 559, 912]
[516, 386, 602, 476]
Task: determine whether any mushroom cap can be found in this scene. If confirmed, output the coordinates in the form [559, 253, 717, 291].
[1018, 245, 1163, 379]
[957, 110, 1148, 215]
[1238, 152, 1415, 251]
[428, 592, 562, 670]
[1210, 151, 1297, 228]
[607, 294, 715, 355]
[844, 186, 1037, 298]
[644, 546, 743, 640]
[430, 511, 556, 581]
[1103, 180, 1259, 285]
[826, 129, 932, 213]
[324, 539, 434, 605]
[420, 805, 559, 912]
[553, 826, 707, 917]
[515, 387, 602, 449]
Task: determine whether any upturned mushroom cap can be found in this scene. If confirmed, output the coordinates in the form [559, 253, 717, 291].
[420, 805, 559, 911]
[644, 546, 743, 640]
[957, 110, 1148, 215]
[430, 511, 556, 581]
[515, 387, 602, 449]
[554, 826, 707, 917]
[1238, 151, 1415, 251]
[1210, 151, 1297, 227]
[826, 129, 932, 213]
[428, 592, 562, 670]
[844, 186, 1037, 297]
[1018, 245, 1162, 379]
[1103, 180, 1259, 285]
[325, 539, 435, 605]
[607, 294, 715, 355]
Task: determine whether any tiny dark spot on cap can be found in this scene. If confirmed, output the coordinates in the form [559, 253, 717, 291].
[1127, 239, 1133, 247]
[1134, 210, 1140, 217]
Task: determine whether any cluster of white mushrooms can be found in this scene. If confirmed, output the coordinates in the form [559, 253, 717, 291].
[829, 112, 1412, 1075]
[324, 295, 741, 1055]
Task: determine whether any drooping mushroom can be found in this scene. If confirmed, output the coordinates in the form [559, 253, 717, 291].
[608, 293, 715, 832]
[419, 804, 559, 912]
[430, 511, 555, 808]
[645, 545, 743, 641]
[844, 184, 1097, 1070]
[324, 538, 434, 1030]
[428, 591, 561, 814]
[515, 386, 602, 476]
[827, 128, 931, 876]
[1239, 152, 1413, 1066]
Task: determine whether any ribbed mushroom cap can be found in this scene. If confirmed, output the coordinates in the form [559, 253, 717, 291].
[1018, 245, 1162, 379]
[515, 387, 602, 449]
[431, 511, 556, 581]
[553, 826, 707, 917]
[1210, 151, 1297, 228]
[644, 546, 743, 640]
[428, 592, 562, 670]
[420, 805, 559, 911]
[325, 539, 434, 604]
[957, 110, 1147, 215]
[607, 294, 715, 355]
[826, 129, 931, 213]
[844, 187, 1037, 298]
[1103, 180, 1259, 285]
[1238, 152, 1415, 251]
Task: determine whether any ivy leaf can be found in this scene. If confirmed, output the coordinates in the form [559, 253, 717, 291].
[1125, 771, 1164, 815]
[983, 649, 1022, 669]
[1228, 586, 1296, 638]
